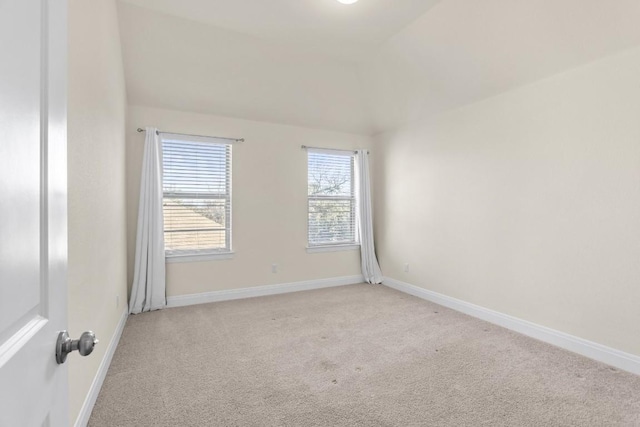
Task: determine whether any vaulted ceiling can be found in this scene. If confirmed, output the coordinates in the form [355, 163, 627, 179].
[117, 0, 640, 135]
[360, 0, 640, 133]
[118, 0, 442, 61]
[118, 2, 373, 133]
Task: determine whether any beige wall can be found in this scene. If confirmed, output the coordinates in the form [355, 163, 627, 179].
[68, 0, 128, 423]
[374, 47, 640, 357]
[127, 106, 370, 297]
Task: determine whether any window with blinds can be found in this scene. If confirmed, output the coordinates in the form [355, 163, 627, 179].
[307, 150, 358, 247]
[162, 136, 232, 255]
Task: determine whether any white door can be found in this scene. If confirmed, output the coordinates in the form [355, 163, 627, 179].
[0, 0, 69, 426]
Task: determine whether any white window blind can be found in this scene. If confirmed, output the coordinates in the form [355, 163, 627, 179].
[307, 150, 357, 246]
[162, 136, 232, 255]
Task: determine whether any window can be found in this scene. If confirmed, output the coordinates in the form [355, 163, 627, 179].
[307, 150, 358, 248]
[162, 135, 232, 258]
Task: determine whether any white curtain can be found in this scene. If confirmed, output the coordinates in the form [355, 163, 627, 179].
[129, 127, 166, 314]
[356, 149, 383, 284]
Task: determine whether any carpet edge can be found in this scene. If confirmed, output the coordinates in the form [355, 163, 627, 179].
[166, 275, 365, 308]
[383, 277, 640, 376]
[74, 308, 128, 427]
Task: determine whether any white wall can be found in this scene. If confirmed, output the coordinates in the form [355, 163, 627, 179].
[374, 47, 640, 357]
[68, 0, 128, 423]
[127, 106, 370, 297]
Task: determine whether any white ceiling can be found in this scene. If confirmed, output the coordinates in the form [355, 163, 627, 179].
[359, 0, 640, 133]
[117, 0, 640, 135]
[117, 0, 442, 61]
[118, 3, 373, 134]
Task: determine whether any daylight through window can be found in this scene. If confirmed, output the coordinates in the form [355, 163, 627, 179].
[307, 150, 358, 247]
[162, 137, 232, 255]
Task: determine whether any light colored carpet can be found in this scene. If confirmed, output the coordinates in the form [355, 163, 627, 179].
[89, 284, 640, 426]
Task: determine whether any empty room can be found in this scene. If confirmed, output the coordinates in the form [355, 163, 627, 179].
[1, 0, 640, 426]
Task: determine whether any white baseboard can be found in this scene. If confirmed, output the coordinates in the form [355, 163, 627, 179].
[74, 309, 128, 427]
[383, 277, 640, 376]
[167, 275, 365, 308]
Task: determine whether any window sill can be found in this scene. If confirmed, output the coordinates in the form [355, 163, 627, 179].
[166, 252, 235, 263]
[306, 244, 360, 254]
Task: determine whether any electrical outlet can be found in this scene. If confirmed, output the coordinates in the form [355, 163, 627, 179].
[271, 264, 278, 273]
[404, 263, 410, 273]
[116, 294, 120, 308]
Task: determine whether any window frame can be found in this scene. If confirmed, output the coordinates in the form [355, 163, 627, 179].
[306, 149, 360, 250]
[161, 135, 233, 260]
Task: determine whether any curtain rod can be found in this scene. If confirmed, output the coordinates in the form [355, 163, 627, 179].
[137, 128, 244, 143]
[301, 145, 369, 155]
